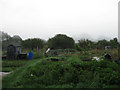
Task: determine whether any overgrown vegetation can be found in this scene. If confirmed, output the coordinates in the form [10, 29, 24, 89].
[2, 60, 31, 72]
[22, 38, 46, 49]
[47, 34, 75, 49]
[2, 56, 120, 88]
[1, 31, 120, 88]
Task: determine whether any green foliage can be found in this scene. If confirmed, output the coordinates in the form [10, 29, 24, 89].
[76, 38, 119, 51]
[32, 51, 44, 59]
[46, 83, 74, 88]
[67, 55, 82, 62]
[109, 38, 119, 49]
[96, 39, 110, 49]
[2, 31, 22, 51]
[75, 44, 82, 51]
[47, 34, 75, 49]
[1, 31, 11, 41]
[2, 60, 30, 72]
[3, 56, 120, 88]
[22, 38, 46, 49]
[78, 39, 94, 50]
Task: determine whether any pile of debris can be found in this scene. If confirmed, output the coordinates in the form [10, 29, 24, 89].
[91, 53, 112, 61]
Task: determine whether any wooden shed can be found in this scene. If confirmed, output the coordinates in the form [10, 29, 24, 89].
[7, 44, 21, 60]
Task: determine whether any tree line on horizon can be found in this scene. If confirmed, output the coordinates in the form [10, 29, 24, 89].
[1, 31, 119, 51]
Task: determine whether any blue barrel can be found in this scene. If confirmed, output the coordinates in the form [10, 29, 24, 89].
[28, 52, 33, 60]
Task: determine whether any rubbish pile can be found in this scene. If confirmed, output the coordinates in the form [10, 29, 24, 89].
[91, 57, 100, 61]
[91, 54, 112, 61]
[104, 54, 112, 60]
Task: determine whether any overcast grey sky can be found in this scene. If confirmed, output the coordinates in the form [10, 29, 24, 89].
[0, 0, 119, 41]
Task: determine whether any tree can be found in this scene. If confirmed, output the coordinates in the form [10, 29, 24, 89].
[0, 31, 11, 41]
[96, 39, 110, 49]
[12, 35, 22, 41]
[109, 38, 118, 48]
[47, 34, 75, 49]
[22, 38, 46, 49]
[1, 31, 22, 51]
[78, 39, 94, 50]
